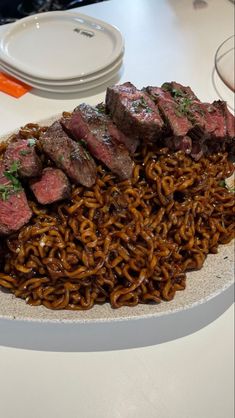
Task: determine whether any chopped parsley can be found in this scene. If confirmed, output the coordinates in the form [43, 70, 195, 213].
[132, 97, 153, 114]
[162, 83, 183, 96]
[4, 160, 20, 180]
[0, 161, 22, 201]
[161, 84, 194, 117]
[79, 139, 87, 147]
[0, 184, 10, 201]
[175, 97, 193, 117]
[96, 103, 106, 114]
[171, 88, 184, 98]
[58, 155, 65, 163]
[20, 149, 31, 156]
[27, 138, 36, 147]
[161, 82, 171, 92]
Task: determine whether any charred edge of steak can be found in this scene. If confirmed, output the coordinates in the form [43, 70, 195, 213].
[105, 82, 164, 142]
[213, 100, 235, 140]
[40, 121, 97, 188]
[93, 103, 140, 154]
[72, 102, 140, 154]
[145, 86, 193, 137]
[65, 103, 134, 179]
[161, 81, 218, 137]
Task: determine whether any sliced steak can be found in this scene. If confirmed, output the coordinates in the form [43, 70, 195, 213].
[4, 139, 42, 178]
[63, 105, 139, 154]
[146, 86, 193, 137]
[106, 119, 139, 153]
[203, 102, 227, 139]
[162, 81, 199, 101]
[30, 168, 71, 205]
[64, 103, 134, 179]
[213, 101, 235, 157]
[161, 82, 216, 137]
[165, 136, 192, 155]
[0, 162, 32, 235]
[40, 121, 97, 187]
[213, 100, 235, 140]
[105, 82, 164, 142]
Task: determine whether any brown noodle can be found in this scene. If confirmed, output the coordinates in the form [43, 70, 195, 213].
[0, 124, 234, 310]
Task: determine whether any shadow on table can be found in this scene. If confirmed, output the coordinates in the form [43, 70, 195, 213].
[0, 284, 234, 352]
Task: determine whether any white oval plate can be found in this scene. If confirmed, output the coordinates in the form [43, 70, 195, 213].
[0, 61, 123, 93]
[0, 51, 124, 86]
[0, 116, 234, 323]
[0, 11, 124, 80]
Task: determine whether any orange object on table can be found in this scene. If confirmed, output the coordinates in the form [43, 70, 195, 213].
[0, 72, 32, 98]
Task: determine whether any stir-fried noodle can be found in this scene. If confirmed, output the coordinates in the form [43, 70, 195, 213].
[0, 124, 234, 310]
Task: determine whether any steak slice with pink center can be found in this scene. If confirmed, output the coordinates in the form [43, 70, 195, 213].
[30, 168, 71, 205]
[213, 100, 235, 140]
[4, 139, 42, 178]
[40, 121, 97, 187]
[64, 103, 134, 179]
[146, 86, 193, 137]
[105, 82, 164, 142]
[162, 82, 217, 136]
[0, 162, 32, 235]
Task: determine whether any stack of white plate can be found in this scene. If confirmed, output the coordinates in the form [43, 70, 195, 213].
[0, 11, 124, 93]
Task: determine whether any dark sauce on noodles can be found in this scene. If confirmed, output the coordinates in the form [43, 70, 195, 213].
[0, 124, 234, 310]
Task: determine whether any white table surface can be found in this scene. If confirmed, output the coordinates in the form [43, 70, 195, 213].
[0, 1, 234, 417]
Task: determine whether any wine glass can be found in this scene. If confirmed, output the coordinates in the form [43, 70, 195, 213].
[214, 35, 235, 92]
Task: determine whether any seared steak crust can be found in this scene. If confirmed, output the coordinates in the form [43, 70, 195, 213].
[64, 103, 134, 179]
[106, 82, 164, 142]
[146, 86, 193, 137]
[40, 121, 97, 187]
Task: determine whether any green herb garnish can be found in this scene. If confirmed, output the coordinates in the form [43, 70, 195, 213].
[161, 82, 171, 92]
[27, 138, 36, 147]
[58, 155, 65, 163]
[0, 161, 22, 201]
[20, 149, 31, 156]
[132, 97, 153, 114]
[4, 160, 21, 186]
[171, 88, 184, 98]
[96, 102, 106, 114]
[175, 97, 192, 117]
[0, 184, 10, 201]
[79, 139, 87, 147]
